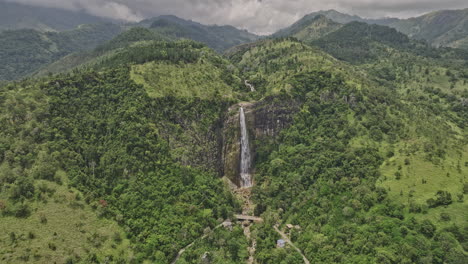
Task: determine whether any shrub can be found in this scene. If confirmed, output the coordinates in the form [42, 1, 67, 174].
[113, 232, 122, 244]
[419, 219, 436, 238]
[395, 171, 402, 180]
[10, 178, 35, 199]
[9, 232, 16, 242]
[409, 202, 421, 213]
[440, 212, 451, 222]
[427, 191, 452, 208]
[39, 213, 47, 224]
[14, 202, 31, 218]
[48, 242, 57, 251]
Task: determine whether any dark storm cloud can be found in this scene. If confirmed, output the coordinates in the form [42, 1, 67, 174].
[4, 0, 468, 34]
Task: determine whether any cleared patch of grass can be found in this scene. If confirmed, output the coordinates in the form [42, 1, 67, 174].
[378, 145, 467, 227]
[0, 180, 133, 263]
[131, 60, 235, 99]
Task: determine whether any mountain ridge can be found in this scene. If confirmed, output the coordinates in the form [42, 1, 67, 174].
[275, 8, 468, 49]
[0, 1, 116, 32]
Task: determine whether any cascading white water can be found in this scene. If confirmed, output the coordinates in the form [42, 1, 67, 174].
[239, 107, 252, 187]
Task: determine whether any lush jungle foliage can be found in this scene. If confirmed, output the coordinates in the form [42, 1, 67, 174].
[0, 15, 467, 264]
[225, 38, 467, 263]
[0, 45, 240, 262]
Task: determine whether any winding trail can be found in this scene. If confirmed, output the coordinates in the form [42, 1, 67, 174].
[171, 223, 223, 264]
[274, 226, 311, 264]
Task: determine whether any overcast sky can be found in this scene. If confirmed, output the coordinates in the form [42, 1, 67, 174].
[5, 0, 468, 34]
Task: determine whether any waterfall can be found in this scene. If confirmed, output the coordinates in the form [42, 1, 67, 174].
[239, 107, 252, 187]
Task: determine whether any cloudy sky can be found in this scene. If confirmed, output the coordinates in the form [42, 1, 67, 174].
[5, 0, 468, 34]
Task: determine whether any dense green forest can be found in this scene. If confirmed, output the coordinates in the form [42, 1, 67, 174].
[0, 9, 467, 264]
[0, 62, 239, 263]
[225, 38, 467, 263]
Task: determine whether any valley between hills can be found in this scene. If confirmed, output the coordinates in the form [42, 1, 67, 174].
[0, 2, 467, 264]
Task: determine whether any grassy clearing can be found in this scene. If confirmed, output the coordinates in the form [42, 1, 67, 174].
[378, 144, 467, 227]
[131, 60, 236, 99]
[0, 180, 133, 263]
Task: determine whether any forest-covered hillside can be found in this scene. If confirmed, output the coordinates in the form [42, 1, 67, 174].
[0, 23, 122, 81]
[0, 8, 467, 264]
[138, 15, 259, 52]
[0, 16, 257, 81]
[281, 9, 468, 49]
[227, 38, 467, 263]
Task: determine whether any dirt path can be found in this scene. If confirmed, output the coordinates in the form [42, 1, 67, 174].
[233, 187, 258, 263]
[171, 223, 223, 264]
[274, 226, 310, 264]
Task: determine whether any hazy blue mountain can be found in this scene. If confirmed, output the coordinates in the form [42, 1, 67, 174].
[0, 1, 114, 32]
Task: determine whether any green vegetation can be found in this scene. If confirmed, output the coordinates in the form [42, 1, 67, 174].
[278, 8, 468, 50]
[177, 225, 249, 263]
[227, 38, 367, 97]
[0, 180, 133, 263]
[1, 12, 467, 263]
[387, 9, 468, 49]
[225, 38, 467, 263]
[0, 57, 239, 262]
[273, 15, 342, 42]
[145, 15, 258, 52]
[0, 23, 122, 80]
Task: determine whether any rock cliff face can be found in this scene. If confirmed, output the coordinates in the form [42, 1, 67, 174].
[222, 97, 300, 186]
[157, 96, 300, 186]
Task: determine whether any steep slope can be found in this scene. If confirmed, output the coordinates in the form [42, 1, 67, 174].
[1, 18, 467, 264]
[0, 40, 248, 263]
[138, 15, 259, 52]
[272, 15, 342, 42]
[287, 9, 468, 49]
[226, 38, 368, 96]
[0, 23, 122, 81]
[0, 1, 113, 32]
[388, 8, 468, 49]
[290, 9, 397, 26]
[34, 27, 168, 76]
[311, 22, 415, 64]
[227, 38, 467, 263]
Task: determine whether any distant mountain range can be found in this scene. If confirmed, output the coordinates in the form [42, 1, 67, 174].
[0, 1, 115, 32]
[0, 3, 259, 80]
[275, 9, 468, 49]
[0, 23, 122, 80]
[1, 1, 468, 81]
[137, 15, 258, 52]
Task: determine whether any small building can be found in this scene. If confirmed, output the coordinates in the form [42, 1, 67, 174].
[277, 239, 286, 248]
[286, 224, 294, 229]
